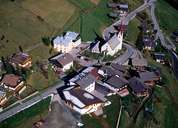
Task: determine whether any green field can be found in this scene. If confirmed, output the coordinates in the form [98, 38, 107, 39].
[0, 96, 51, 128]
[0, 0, 76, 57]
[126, 18, 140, 44]
[156, 0, 178, 35]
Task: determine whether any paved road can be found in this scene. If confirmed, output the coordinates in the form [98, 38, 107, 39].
[150, 3, 176, 50]
[0, 81, 64, 122]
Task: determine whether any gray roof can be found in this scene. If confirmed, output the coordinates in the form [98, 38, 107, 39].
[129, 77, 148, 93]
[100, 66, 124, 77]
[132, 58, 148, 67]
[139, 71, 159, 82]
[106, 75, 128, 88]
[76, 74, 96, 89]
[50, 53, 73, 67]
[111, 63, 127, 73]
[154, 53, 165, 60]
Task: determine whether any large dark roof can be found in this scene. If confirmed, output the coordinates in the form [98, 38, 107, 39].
[49, 53, 73, 67]
[106, 75, 128, 88]
[129, 77, 147, 93]
[76, 74, 96, 89]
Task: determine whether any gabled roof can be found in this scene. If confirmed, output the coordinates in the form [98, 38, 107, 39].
[111, 63, 127, 73]
[105, 75, 128, 88]
[0, 74, 22, 88]
[49, 53, 73, 67]
[143, 36, 155, 48]
[63, 87, 103, 108]
[76, 74, 96, 89]
[139, 71, 160, 82]
[10, 52, 31, 65]
[129, 77, 148, 93]
[99, 66, 124, 77]
[154, 53, 165, 60]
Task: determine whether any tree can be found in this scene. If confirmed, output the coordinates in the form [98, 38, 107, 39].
[19, 45, 23, 53]
[42, 37, 51, 46]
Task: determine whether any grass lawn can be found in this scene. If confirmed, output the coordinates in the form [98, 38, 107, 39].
[125, 18, 140, 44]
[81, 95, 121, 128]
[0, 96, 51, 128]
[104, 95, 121, 128]
[0, 0, 76, 58]
[131, 53, 178, 128]
[27, 68, 58, 91]
[65, 0, 112, 41]
[155, 0, 178, 35]
[82, 115, 102, 128]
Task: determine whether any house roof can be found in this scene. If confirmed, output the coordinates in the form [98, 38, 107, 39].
[53, 31, 80, 47]
[154, 53, 165, 60]
[111, 63, 127, 73]
[63, 87, 103, 108]
[129, 77, 148, 93]
[99, 66, 124, 77]
[139, 71, 160, 82]
[119, 4, 128, 9]
[143, 36, 155, 48]
[76, 74, 96, 89]
[132, 58, 148, 67]
[10, 52, 31, 65]
[105, 75, 128, 88]
[0, 74, 22, 88]
[49, 53, 73, 67]
[95, 82, 112, 96]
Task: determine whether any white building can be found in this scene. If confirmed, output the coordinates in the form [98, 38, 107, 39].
[53, 31, 81, 53]
[90, 26, 124, 56]
[62, 87, 104, 115]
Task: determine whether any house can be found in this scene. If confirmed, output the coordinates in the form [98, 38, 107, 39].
[138, 71, 161, 86]
[154, 53, 166, 64]
[53, 31, 81, 53]
[0, 74, 25, 94]
[143, 36, 155, 51]
[9, 52, 32, 68]
[104, 75, 129, 97]
[69, 67, 100, 85]
[49, 53, 74, 72]
[98, 65, 124, 78]
[61, 86, 104, 115]
[111, 63, 127, 74]
[107, 2, 120, 8]
[129, 77, 149, 97]
[131, 58, 148, 70]
[0, 86, 7, 106]
[118, 4, 128, 17]
[76, 74, 96, 93]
